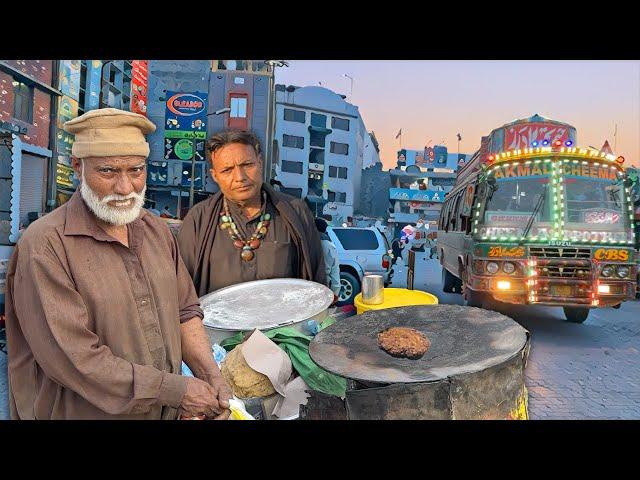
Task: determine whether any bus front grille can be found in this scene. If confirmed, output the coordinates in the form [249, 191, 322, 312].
[529, 247, 591, 259]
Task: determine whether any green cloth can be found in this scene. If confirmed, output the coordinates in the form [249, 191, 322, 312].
[220, 323, 346, 398]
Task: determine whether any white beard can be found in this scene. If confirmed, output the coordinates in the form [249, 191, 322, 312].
[80, 169, 146, 226]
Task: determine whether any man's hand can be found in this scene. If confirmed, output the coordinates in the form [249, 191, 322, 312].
[180, 377, 223, 418]
[205, 375, 233, 420]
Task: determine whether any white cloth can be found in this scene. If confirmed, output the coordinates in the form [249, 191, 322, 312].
[321, 239, 341, 296]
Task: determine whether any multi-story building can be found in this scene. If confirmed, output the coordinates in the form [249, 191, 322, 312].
[363, 131, 381, 169]
[388, 145, 471, 237]
[144, 60, 278, 219]
[145, 60, 211, 219]
[1, 60, 61, 314]
[1, 60, 60, 240]
[358, 160, 391, 219]
[209, 60, 277, 183]
[55, 60, 115, 205]
[274, 85, 368, 224]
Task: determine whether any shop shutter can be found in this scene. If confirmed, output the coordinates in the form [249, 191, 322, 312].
[19, 153, 46, 226]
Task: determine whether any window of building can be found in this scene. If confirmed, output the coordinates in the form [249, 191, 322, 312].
[12, 80, 34, 123]
[283, 134, 304, 149]
[330, 142, 349, 155]
[281, 160, 303, 174]
[331, 116, 350, 131]
[230, 97, 248, 118]
[310, 130, 327, 148]
[281, 187, 303, 198]
[310, 113, 326, 128]
[328, 190, 347, 203]
[284, 108, 305, 123]
[309, 148, 324, 165]
[100, 60, 132, 110]
[329, 166, 348, 179]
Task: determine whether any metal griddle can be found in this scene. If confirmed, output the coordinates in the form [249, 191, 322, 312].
[309, 304, 528, 384]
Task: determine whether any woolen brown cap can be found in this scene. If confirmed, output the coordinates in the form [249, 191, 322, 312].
[63, 108, 156, 158]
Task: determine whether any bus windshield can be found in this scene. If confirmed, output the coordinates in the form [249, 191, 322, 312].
[479, 175, 553, 239]
[563, 174, 631, 243]
[476, 159, 633, 243]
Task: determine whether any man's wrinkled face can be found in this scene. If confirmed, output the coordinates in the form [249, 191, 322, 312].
[210, 143, 263, 204]
[72, 155, 147, 225]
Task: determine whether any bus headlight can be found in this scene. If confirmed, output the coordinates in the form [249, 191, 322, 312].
[502, 262, 516, 274]
[601, 266, 614, 277]
[486, 262, 499, 274]
[616, 266, 630, 278]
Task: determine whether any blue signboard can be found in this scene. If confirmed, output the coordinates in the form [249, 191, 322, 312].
[389, 188, 447, 203]
[164, 91, 208, 131]
[164, 91, 208, 165]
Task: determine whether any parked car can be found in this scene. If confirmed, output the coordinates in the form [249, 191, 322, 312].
[326, 226, 393, 306]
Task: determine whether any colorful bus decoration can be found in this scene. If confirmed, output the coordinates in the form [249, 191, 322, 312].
[438, 115, 636, 324]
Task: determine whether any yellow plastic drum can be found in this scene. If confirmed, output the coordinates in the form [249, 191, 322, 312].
[354, 288, 439, 314]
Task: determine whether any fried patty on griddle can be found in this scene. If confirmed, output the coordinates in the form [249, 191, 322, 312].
[378, 327, 430, 359]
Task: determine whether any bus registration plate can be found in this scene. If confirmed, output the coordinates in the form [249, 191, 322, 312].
[551, 285, 573, 297]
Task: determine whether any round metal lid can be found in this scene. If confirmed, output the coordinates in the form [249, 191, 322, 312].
[309, 304, 528, 384]
[200, 278, 333, 332]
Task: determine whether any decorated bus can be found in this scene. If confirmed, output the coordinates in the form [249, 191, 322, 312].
[438, 116, 636, 323]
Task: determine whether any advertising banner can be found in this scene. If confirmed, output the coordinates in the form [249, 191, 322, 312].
[59, 60, 81, 101]
[131, 60, 148, 116]
[164, 91, 208, 163]
[389, 188, 446, 202]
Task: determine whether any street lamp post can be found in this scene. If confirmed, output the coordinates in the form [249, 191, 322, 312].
[343, 73, 354, 98]
[264, 60, 289, 182]
[188, 107, 231, 210]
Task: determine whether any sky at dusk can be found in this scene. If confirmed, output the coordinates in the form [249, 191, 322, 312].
[275, 61, 640, 170]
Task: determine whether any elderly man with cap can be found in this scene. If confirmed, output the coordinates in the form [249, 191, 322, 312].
[4, 108, 232, 420]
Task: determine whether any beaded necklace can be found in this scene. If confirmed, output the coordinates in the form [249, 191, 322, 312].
[220, 193, 271, 261]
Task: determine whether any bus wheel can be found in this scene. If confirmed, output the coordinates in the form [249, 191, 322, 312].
[563, 307, 590, 323]
[442, 268, 457, 293]
[465, 288, 486, 308]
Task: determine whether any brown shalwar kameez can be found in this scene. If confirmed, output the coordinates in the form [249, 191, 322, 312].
[207, 195, 299, 291]
[4, 191, 203, 420]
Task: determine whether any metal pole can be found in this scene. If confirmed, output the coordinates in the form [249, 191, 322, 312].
[264, 69, 273, 183]
[47, 59, 61, 211]
[176, 188, 182, 220]
[189, 138, 196, 209]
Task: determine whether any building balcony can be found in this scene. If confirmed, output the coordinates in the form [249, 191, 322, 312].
[389, 188, 447, 203]
[309, 162, 325, 172]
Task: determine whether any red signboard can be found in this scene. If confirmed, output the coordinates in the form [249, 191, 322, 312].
[504, 122, 570, 150]
[130, 60, 148, 116]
